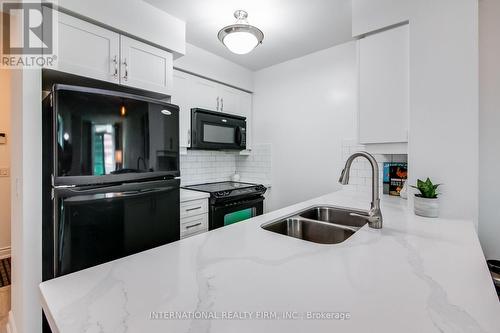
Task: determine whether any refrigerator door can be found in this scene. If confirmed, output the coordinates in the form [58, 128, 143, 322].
[45, 179, 180, 278]
[47, 84, 180, 186]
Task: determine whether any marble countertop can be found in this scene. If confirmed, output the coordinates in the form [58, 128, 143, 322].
[180, 189, 210, 202]
[39, 190, 500, 333]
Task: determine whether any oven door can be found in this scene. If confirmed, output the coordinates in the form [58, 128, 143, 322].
[210, 196, 264, 230]
[191, 108, 246, 150]
[49, 179, 180, 278]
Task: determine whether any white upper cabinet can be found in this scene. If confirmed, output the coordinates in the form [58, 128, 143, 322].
[172, 70, 253, 150]
[120, 36, 173, 95]
[359, 24, 409, 144]
[352, 0, 409, 36]
[56, 0, 186, 56]
[53, 11, 120, 83]
[217, 86, 240, 114]
[171, 70, 192, 148]
[49, 9, 174, 95]
[192, 77, 219, 111]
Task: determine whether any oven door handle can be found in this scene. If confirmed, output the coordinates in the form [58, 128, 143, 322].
[213, 195, 265, 209]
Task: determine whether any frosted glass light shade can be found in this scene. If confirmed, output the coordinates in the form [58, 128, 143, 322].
[222, 31, 259, 55]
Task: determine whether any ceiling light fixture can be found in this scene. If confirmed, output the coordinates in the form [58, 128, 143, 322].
[218, 10, 264, 55]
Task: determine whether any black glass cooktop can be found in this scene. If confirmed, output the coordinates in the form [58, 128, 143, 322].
[183, 181, 258, 193]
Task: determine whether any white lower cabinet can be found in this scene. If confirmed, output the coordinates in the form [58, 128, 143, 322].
[180, 198, 209, 239]
[180, 214, 209, 239]
[172, 69, 253, 150]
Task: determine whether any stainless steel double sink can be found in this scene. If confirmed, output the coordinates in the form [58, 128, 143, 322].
[261, 206, 369, 244]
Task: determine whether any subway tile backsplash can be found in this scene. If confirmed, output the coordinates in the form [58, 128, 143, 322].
[236, 144, 272, 184]
[341, 140, 408, 194]
[180, 144, 272, 186]
[180, 150, 237, 185]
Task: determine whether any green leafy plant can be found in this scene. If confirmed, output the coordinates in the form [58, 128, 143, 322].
[411, 178, 441, 199]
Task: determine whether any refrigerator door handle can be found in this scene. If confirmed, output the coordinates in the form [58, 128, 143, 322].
[54, 179, 180, 197]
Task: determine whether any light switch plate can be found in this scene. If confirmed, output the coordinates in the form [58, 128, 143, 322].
[0, 168, 9, 177]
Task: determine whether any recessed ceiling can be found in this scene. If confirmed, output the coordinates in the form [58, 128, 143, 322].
[144, 0, 353, 71]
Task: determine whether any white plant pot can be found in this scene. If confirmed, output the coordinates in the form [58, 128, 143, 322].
[414, 196, 440, 218]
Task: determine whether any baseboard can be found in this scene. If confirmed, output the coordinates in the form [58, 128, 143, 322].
[0, 247, 10, 260]
[6, 311, 17, 333]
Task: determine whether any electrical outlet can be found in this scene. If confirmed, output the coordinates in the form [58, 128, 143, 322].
[0, 168, 9, 177]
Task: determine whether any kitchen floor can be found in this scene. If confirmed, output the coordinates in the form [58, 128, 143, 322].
[0, 257, 11, 333]
[0, 288, 8, 333]
[0, 313, 7, 333]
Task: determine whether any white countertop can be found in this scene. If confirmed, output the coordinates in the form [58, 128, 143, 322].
[180, 189, 210, 202]
[39, 190, 500, 333]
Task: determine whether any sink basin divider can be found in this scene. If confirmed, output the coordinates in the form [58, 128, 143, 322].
[284, 216, 361, 233]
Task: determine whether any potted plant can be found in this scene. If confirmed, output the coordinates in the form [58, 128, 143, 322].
[411, 178, 441, 218]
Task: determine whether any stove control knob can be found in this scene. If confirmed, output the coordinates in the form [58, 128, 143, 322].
[256, 185, 266, 192]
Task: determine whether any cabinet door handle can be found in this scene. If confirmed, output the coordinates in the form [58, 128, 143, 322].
[122, 58, 128, 81]
[185, 222, 202, 229]
[112, 55, 118, 78]
[186, 206, 202, 212]
[216, 97, 220, 111]
[187, 129, 191, 145]
[221, 98, 224, 111]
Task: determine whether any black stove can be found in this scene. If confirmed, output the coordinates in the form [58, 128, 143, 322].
[183, 182, 267, 230]
[183, 181, 267, 203]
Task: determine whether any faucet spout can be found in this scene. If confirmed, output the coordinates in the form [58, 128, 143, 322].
[339, 152, 383, 229]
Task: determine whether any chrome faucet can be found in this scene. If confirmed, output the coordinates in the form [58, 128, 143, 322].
[339, 152, 383, 229]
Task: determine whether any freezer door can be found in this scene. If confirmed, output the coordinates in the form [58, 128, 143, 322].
[48, 179, 179, 277]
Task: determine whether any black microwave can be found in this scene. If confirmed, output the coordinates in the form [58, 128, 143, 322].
[190, 108, 246, 150]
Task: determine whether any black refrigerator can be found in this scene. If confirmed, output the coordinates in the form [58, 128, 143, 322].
[42, 84, 181, 281]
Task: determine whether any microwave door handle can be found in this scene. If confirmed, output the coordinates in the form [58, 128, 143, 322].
[236, 127, 242, 146]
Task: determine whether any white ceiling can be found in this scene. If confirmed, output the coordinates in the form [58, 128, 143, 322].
[144, 0, 353, 71]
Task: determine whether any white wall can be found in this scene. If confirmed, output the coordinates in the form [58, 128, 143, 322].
[252, 41, 358, 211]
[0, 70, 11, 255]
[479, 0, 500, 260]
[9, 68, 43, 333]
[174, 43, 254, 92]
[408, 0, 479, 225]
